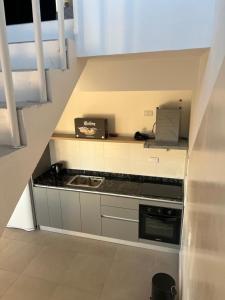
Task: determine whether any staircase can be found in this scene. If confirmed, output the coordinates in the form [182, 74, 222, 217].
[0, 0, 86, 230]
[0, 1, 216, 234]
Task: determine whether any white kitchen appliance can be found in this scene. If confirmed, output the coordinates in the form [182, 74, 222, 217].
[155, 108, 181, 144]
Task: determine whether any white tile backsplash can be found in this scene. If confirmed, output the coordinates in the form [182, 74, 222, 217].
[49, 139, 187, 179]
[103, 142, 131, 160]
[77, 140, 105, 171]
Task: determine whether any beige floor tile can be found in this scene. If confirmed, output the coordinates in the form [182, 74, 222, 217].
[23, 246, 76, 283]
[49, 285, 99, 300]
[1, 275, 57, 300]
[100, 246, 178, 300]
[0, 227, 4, 238]
[0, 229, 179, 300]
[0, 238, 11, 253]
[43, 232, 117, 258]
[116, 245, 178, 276]
[115, 245, 158, 261]
[42, 231, 92, 252]
[2, 228, 48, 246]
[0, 270, 19, 297]
[63, 253, 113, 296]
[0, 239, 43, 273]
[151, 251, 179, 283]
[100, 250, 154, 300]
[80, 238, 117, 258]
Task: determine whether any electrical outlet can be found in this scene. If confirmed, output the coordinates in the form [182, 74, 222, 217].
[144, 110, 153, 117]
[148, 157, 159, 163]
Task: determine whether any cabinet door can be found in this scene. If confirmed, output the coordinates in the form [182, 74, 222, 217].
[33, 187, 50, 227]
[60, 190, 81, 231]
[80, 193, 101, 235]
[102, 217, 138, 242]
[46, 189, 62, 229]
[101, 195, 138, 210]
[101, 205, 138, 242]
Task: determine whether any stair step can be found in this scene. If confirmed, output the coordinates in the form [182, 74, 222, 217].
[0, 40, 65, 71]
[0, 99, 50, 148]
[6, 19, 74, 44]
[0, 100, 49, 146]
[0, 101, 45, 109]
[0, 71, 40, 103]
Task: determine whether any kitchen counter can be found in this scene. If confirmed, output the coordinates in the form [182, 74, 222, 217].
[33, 169, 184, 203]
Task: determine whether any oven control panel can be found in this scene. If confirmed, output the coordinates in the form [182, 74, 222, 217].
[144, 205, 181, 217]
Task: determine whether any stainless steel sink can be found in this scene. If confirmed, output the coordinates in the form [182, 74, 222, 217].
[67, 175, 105, 189]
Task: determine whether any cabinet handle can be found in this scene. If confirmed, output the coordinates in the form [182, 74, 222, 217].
[101, 214, 139, 223]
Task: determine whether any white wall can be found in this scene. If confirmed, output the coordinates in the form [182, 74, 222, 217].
[7, 185, 34, 231]
[182, 58, 225, 300]
[56, 90, 192, 138]
[182, 0, 225, 299]
[76, 50, 203, 91]
[51, 50, 205, 178]
[56, 50, 204, 137]
[74, 0, 215, 56]
[189, 0, 225, 150]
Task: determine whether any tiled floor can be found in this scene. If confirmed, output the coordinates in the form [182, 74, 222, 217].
[0, 228, 179, 300]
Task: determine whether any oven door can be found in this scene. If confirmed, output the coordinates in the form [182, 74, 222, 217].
[139, 206, 181, 245]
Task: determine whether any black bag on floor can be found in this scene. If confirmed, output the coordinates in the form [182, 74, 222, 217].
[151, 273, 177, 300]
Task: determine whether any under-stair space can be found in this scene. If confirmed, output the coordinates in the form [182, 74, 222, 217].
[0, 42, 86, 228]
[0, 0, 87, 230]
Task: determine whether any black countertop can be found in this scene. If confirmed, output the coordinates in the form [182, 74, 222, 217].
[33, 169, 184, 203]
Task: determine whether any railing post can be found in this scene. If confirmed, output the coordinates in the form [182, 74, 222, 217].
[0, 0, 21, 147]
[56, 0, 67, 70]
[31, 0, 48, 102]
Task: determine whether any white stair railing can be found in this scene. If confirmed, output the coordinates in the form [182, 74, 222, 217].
[31, 0, 48, 102]
[56, 0, 67, 70]
[0, 0, 66, 147]
[0, 0, 21, 147]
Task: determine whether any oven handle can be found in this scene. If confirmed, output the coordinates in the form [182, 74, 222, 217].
[141, 213, 180, 222]
[101, 214, 139, 223]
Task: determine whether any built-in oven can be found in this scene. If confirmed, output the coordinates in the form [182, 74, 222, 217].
[139, 204, 182, 245]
